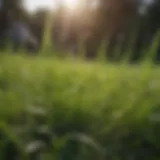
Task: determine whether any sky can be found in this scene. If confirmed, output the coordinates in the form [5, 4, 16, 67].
[24, 0, 81, 12]
[24, 0, 153, 12]
[24, 0, 57, 12]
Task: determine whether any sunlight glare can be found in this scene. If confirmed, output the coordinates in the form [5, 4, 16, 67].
[63, 0, 79, 10]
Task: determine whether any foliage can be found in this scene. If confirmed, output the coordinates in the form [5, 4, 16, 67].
[0, 0, 28, 50]
[29, 9, 51, 46]
[0, 0, 159, 60]
[0, 54, 159, 159]
[51, 0, 142, 58]
[146, 0, 160, 35]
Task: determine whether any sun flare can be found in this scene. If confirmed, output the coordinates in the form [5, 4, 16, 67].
[63, 0, 79, 10]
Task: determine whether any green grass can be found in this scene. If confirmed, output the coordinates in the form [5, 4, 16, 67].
[0, 54, 159, 159]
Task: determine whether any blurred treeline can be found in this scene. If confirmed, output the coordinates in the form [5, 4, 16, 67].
[0, 0, 160, 61]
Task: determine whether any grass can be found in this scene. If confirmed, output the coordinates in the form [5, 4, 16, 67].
[0, 54, 159, 159]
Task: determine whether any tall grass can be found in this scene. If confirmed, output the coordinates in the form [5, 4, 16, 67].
[0, 52, 160, 159]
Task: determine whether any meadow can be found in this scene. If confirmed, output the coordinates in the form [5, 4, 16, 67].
[0, 53, 159, 159]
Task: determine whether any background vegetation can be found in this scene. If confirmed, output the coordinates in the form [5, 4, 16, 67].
[1, 0, 160, 59]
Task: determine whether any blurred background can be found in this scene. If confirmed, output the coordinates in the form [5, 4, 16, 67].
[0, 0, 160, 61]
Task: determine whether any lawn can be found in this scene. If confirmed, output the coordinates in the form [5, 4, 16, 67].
[0, 54, 159, 159]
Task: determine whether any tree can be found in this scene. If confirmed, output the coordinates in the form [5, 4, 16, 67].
[82, 0, 142, 59]
[145, 0, 160, 61]
[0, 0, 30, 49]
[0, 0, 22, 36]
[145, 0, 160, 36]
[29, 9, 51, 47]
[0, 0, 23, 27]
